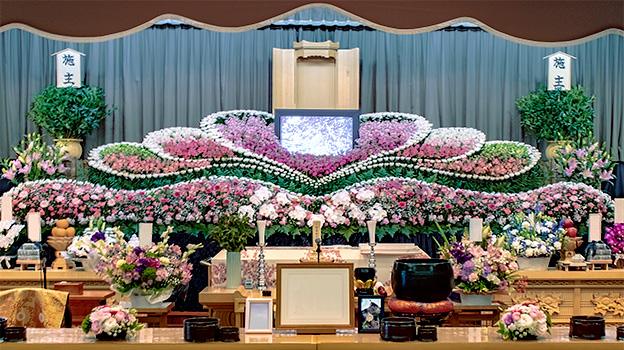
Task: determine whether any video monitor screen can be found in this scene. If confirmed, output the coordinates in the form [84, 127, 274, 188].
[275, 109, 360, 156]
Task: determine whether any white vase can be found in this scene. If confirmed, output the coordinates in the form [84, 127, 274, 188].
[129, 290, 165, 309]
[225, 251, 242, 289]
[459, 293, 493, 305]
[517, 256, 551, 270]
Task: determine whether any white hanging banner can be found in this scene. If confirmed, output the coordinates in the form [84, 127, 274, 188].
[615, 199, 624, 224]
[27, 212, 41, 242]
[544, 51, 575, 91]
[52, 48, 84, 88]
[1, 193, 12, 221]
[138, 223, 153, 247]
[469, 218, 483, 242]
[588, 214, 602, 242]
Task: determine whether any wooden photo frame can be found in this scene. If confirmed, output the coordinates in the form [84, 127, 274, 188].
[276, 262, 354, 334]
[245, 298, 273, 333]
[357, 295, 385, 333]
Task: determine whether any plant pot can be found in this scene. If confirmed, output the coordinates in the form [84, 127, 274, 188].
[380, 317, 416, 342]
[225, 251, 242, 289]
[183, 317, 220, 342]
[545, 140, 570, 160]
[96, 330, 127, 341]
[54, 138, 83, 158]
[569, 316, 605, 340]
[391, 259, 453, 302]
[517, 256, 551, 270]
[129, 290, 165, 309]
[459, 292, 493, 305]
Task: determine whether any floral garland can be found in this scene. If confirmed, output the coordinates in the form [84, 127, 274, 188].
[0, 220, 24, 255]
[8, 177, 613, 231]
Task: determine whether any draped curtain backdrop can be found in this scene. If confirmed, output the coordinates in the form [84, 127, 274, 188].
[0, 10, 622, 160]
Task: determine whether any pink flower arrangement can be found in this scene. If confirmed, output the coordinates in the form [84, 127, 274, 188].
[604, 223, 624, 254]
[1, 133, 69, 184]
[82, 305, 143, 338]
[438, 235, 519, 294]
[555, 139, 614, 189]
[93, 226, 202, 298]
[496, 303, 551, 340]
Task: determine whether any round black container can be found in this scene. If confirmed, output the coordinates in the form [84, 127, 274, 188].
[219, 327, 240, 342]
[417, 326, 437, 342]
[355, 267, 376, 281]
[183, 317, 220, 342]
[569, 316, 605, 340]
[380, 317, 416, 342]
[5, 327, 26, 342]
[617, 326, 624, 341]
[392, 259, 454, 302]
[0, 317, 6, 340]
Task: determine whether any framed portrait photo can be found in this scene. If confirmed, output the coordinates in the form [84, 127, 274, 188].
[245, 298, 273, 333]
[276, 262, 355, 334]
[358, 295, 385, 333]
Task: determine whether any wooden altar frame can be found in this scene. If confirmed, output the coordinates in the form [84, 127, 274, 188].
[275, 262, 354, 334]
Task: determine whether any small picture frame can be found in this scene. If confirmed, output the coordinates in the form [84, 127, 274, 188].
[245, 298, 273, 333]
[358, 295, 384, 333]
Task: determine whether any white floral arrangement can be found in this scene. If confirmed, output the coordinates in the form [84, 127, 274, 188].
[503, 209, 565, 257]
[496, 303, 551, 340]
[0, 220, 25, 255]
[67, 221, 116, 258]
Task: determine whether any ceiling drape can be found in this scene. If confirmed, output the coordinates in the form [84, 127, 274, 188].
[1, 1, 623, 44]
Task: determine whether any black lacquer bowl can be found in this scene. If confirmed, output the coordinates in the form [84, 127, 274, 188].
[183, 317, 220, 342]
[569, 316, 605, 340]
[391, 259, 454, 302]
[219, 327, 240, 342]
[380, 317, 416, 342]
[354, 267, 376, 281]
[5, 326, 26, 342]
[0, 317, 6, 340]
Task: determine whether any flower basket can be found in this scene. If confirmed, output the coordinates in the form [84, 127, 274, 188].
[496, 303, 551, 340]
[82, 305, 143, 340]
[129, 289, 171, 309]
[517, 256, 551, 271]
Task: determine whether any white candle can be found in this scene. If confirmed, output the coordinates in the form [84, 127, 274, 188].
[615, 199, 624, 224]
[588, 214, 602, 242]
[138, 223, 153, 247]
[1, 193, 12, 221]
[257, 220, 266, 245]
[469, 218, 483, 242]
[312, 220, 321, 251]
[367, 220, 376, 244]
[27, 212, 41, 242]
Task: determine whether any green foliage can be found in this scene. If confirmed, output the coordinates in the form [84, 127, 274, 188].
[209, 214, 256, 252]
[27, 85, 112, 139]
[516, 85, 594, 141]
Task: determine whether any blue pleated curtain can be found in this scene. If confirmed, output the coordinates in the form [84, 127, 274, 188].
[0, 9, 622, 160]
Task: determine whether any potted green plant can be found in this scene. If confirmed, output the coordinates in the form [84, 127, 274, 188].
[515, 85, 594, 159]
[210, 214, 256, 289]
[27, 85, 112, 158]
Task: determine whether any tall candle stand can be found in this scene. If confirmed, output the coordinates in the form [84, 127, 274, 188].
[257, 243, 267, 291]
[368, 242, 377, 269]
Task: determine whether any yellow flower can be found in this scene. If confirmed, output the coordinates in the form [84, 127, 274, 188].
[160, 257, 170, 265]
[116, 259, 126, 268]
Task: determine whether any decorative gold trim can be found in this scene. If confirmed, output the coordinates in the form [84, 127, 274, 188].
[1, 4, 622, 45]
[591, 293, 624, 317]
[511, 293, 562, 315]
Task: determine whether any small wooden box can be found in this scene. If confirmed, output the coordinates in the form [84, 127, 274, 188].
[54, 281, 83, 295]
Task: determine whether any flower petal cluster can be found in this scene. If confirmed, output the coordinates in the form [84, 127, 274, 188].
[496, 303, 551, 340]
[0, 220, 24, 255]
[554, 138, 614, 189]
[503, 208, 566, 257]
[93, 226, 201, 297]
[604, 223, 624, 254]
[439, 236, 518, 294]
[1, 133, 69, 185]
[82, 304, 143, 337]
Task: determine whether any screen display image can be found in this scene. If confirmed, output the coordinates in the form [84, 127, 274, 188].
[280, 116, 352, 156]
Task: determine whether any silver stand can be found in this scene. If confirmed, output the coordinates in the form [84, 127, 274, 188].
[257, 243, 267, 291]
[368, 242, 377, 269]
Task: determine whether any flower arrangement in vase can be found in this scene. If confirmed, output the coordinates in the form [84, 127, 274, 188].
[93, 226, 202, 305]
[604, 223, 624, 268]
[1, 133, 69, 184]
[437, 226, 519, 304]
[67, 220, 116, 270]
[496, 303, 552, 340]
[503, 208, 565, 269]
[554, 136, 614, 189]
[82, 304, 144, 340]
[0, 220, 25, 267]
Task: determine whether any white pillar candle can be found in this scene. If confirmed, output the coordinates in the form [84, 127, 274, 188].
[1, 193, 12, 221]
[469, 218, 483, 242]
[615, 198, 624, 224]
[257, 220, 266, 245]
[138, 223, 153, 247]
[588, 214, 602, 242]
[367, 220, 376, 244]
[27, 212, 41, 242]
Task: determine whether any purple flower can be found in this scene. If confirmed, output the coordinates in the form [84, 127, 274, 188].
[132, 247, 144, 255]
[91, 230, 106, 242]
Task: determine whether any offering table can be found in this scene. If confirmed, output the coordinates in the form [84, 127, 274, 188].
[494, 269, 624, 324]
[0, 269, 110, 291]
[1, 327, 622, 349]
